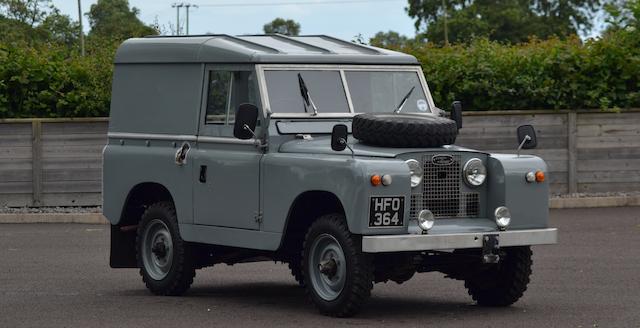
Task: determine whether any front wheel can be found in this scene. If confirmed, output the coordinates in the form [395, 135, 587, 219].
[136, 201, 196, 296]
[302, 214, 373, 317]
[464, 246, 533, 306]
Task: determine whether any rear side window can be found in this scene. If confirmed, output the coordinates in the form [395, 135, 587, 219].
[206, 70, 258, 124]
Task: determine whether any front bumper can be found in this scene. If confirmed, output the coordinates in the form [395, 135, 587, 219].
[361, 228, 557, 253]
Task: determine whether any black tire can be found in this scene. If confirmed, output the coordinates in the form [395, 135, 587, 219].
[288, 258, 304, 287]
[136, 201, 196, 296]
[301, 214, 374, 317]
[352, 113, 458, 148]
[464, 246, 533, 306]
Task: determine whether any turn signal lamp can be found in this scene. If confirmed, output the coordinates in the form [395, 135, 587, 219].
[370, 175, 382, 186]
[535, 171, 545, 183]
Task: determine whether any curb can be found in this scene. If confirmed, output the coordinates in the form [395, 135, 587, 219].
[549, 195, 640, 209]
[0, 213, 108, 224]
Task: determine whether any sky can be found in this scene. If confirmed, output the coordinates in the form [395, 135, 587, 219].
[51, 0, 418, 41]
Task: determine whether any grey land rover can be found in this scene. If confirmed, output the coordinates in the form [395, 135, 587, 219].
[103, 34, 557, 317]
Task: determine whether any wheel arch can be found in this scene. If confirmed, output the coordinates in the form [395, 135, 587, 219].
[110, 182, 176, 268]
[278, 190, 347, 256]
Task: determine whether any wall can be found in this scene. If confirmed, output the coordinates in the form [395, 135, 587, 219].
[0, 111, 638, 207]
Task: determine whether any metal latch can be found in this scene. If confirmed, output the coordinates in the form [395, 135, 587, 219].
[482, 234, 500, 263]
[254, 211, 263, 224]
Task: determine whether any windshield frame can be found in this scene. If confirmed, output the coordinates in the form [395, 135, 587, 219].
[256, 64, 436, 119]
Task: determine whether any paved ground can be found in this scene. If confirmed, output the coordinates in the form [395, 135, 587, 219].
[1, 207, 639, 328]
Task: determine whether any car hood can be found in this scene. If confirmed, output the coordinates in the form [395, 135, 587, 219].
[278, 136, 480, 158]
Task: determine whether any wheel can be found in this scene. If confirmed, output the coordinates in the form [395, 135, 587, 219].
[301, 214, 374, 317]
[352, 113, 458, 148]
[136, 201, 195, 296]
[464, 246, 533, 306]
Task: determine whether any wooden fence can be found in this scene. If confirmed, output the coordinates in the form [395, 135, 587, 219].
[0, 118, 107, 207]
[0, 111, 639, 207]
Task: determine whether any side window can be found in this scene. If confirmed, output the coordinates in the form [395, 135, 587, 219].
[206, 70, 258, 125]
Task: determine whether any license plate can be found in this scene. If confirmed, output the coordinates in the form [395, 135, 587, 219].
[369, 196, 404, 227]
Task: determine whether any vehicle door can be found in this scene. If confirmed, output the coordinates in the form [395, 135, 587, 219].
[192, 65, 262, 230]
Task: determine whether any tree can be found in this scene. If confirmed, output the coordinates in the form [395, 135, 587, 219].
[39, 8, 79, 46]
[0, 0, 77, 46]
[605, 0, 640, 32]
[263, 18, 300, 36]
[87, 0, 157, 40]
[369, 31, 411, 49]
[406, 0, 602, 44]
[0, 0, 50, 27]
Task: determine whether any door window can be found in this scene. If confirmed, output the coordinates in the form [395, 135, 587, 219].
[206, 70, 258, 125]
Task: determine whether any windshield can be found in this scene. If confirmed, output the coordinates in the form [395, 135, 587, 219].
[264, 70, 350, 114]
[345, 71, 429, 114]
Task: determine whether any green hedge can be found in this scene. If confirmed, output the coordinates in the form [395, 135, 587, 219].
[407, 31, 640, 111]
[0, 31, 639, 118]
[0, 41, 114, 118]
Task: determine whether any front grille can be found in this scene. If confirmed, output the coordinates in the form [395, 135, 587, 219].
[410, 154, 480, 219]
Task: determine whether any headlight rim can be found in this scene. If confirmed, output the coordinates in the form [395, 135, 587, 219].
[405, 159, 423, 188]
[494, 206, 511, 230]
[463, 157, 487, 187]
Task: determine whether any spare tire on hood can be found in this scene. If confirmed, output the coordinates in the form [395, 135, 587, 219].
[352, 113, 458, 148]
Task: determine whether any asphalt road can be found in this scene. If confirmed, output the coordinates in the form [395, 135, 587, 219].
[1, 207, 639, 328]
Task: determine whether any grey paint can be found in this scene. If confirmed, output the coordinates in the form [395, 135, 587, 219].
[109, 64, 202, 135]
[486, 154, 549, 229]
[114, 35, 418, 65]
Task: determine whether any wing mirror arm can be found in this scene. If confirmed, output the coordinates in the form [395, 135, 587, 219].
[517, 135, 531, 157]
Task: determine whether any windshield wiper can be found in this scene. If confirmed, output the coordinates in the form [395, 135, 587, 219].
[298, 73, 318, 116]
[392, 86, 415, 114]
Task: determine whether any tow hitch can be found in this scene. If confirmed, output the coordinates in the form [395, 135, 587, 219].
[482, 234, 500, 263]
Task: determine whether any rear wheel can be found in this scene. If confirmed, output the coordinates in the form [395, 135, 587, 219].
[302, 214, 373, 317]
[136, 201, 195, 296]
[464, 246, 533, 306]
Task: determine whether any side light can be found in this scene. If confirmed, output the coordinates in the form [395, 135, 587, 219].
[525, 171, 536, 183]
[381, 174, 393, 186]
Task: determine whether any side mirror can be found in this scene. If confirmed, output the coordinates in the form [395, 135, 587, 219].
[517, 125, 537, 150]
[233, 103, 259, 140]
[331, 124, 348, 152]
[451, 101, 463, 130]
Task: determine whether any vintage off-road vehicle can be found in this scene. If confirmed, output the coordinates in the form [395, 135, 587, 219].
[104, 34, 557, 317]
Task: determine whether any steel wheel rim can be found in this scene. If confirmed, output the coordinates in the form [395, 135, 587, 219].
[308, 233, 346, 301]
[142, 219, 174, 281]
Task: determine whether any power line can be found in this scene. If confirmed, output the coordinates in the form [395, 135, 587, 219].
[197, 0, 402, 8]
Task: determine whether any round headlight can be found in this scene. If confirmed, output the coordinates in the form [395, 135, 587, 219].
[405, 159, 423, 188]
[417, 210, 435, 231]
[494, 206, 511, 229]
[463, 158, 487, 187]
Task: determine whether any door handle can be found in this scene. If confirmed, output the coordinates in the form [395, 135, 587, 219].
[199, 165, 207, 183]
[175, 142, 190, 166]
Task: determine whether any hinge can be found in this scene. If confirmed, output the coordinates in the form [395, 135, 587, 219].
[254, 211, 263, 223]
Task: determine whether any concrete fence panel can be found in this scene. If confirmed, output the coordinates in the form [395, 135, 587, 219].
[0, 111, 638, 207]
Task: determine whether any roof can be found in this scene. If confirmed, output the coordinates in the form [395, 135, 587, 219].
[114, 34, 419, 65]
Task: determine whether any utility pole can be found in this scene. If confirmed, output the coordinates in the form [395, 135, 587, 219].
[77, 0, 85, 56]
[172, 3, 184, 35]
[185, 4, 198, 35]
[442, 0, 449, 45]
